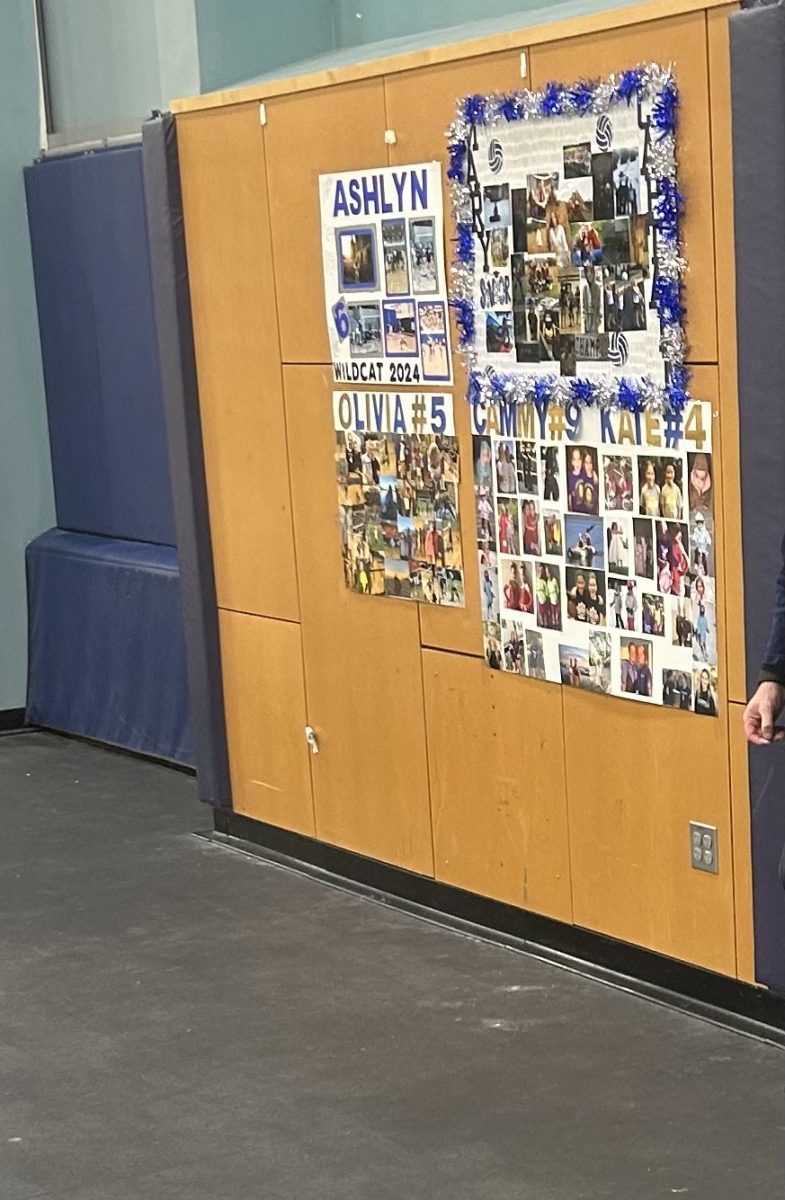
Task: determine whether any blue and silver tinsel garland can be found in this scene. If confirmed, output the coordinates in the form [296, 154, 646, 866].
[447, 62, 689, 413]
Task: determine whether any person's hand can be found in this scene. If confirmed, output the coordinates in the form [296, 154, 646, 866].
[744, 682, 785, 745]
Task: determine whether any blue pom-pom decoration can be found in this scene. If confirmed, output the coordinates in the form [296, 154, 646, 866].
[463, 94, 488, 126]
[651, 77, 678, 134]
[447, 140, 467, 182]
[616, 67, 644, 103]
[540, 81, 564, 117]
[456, 222, 475, 265]
[618, 379, 643, 412]
[570, 378, 595, 406]
[568, 80, 595, 115]
[499, 94, 523, 122]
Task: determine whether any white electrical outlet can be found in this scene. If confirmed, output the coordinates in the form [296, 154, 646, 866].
[690, 822, 718, 874]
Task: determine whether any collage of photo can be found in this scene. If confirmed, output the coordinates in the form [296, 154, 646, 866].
[334, 392, 464, 606]
[320, 163, 453, 385]
[474, 400, 718, 715]
[470, 100, 666, 384]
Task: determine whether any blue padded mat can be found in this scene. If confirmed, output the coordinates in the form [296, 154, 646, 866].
[25, 146, 176, 546]
[27, 529, 193, 765]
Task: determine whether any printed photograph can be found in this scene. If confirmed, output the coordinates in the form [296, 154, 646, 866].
[559, 273, 582, 333]
[565, 515, 605, 570]
[663, 668, 692, 710]
[541, 446, 560, 503]
[511, 253, 526, 308]
[610, 577, 638, 630]
[691, 513, 715, 578]
[655, 520, 690, 596]
[348, 302, 383, 358]
[495, 439, 517, 494]
[418, 301, 450, 381]
[480, 551, 500, 622]
[516, 440, 539, 494]
[631, 213, 651, 270]
[559, 643, 591, 688]
[606, 518, 630, 574]
[526, 256, 559, 299]
[566, 566, 607, 625]
[570, 221, 603, 266]
[565, 445, 601, 516]
[478, 494, 498, 544]
[543, 510, 563, 556]
[525, 628, 547, 679]
[503, 619, 527, 674]
[490, 228, 510, 269]
[620, 637, 654, 698]
[473, 435, 494, 491]
[409, 217, 438, 294]
[688, 452, 713, 515]
[638, 457, 684, 519]
[690, 569, 714, 611]
[436, 566, 465, 606]
[564, 141, 592, 178]
[511, 188, 527, 253]
[603, 455, 634, 511]
[563, 177, 594, 223]
[612, 148, 641, 216]
[521, 498, 541, 556]
[672, 595, 694, 647]
[580, 262, 604, 335]
[642, 592, 666, 636]
[483, 183, 512, 227]
[501, 558, 535, 614]
[526, 172, 559, 225]
[514, 310, 540, 363]
[589, 631, 613, 692]
[497, 497, 521, 555]
[692, 599, 717, 665]
[693, 665, 718, 717]
[592, 152, 615, 221]
[336, 227, 378, 289]
[603, 266, 647, 333]
[559, 329, 575, 381]
[384, 556, 412, 600]
[382, 221, 409, 295]
[594, 218, 634, 267]
[382, 300, 418, 357]
[535, 561, 562, 631]
[538, 305, 560, 363]
[486, 309, 514, 354]
[485, 622, 503, 671]
[633, 518, 654, 579]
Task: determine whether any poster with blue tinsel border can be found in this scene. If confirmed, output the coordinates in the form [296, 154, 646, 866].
[449, 65, 719, 715]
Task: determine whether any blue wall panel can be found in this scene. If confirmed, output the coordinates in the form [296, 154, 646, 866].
[25, 145, 176, 546]
[27, 529, 193, 765]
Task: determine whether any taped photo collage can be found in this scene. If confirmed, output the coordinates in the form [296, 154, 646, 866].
[474, 400, 718, 714]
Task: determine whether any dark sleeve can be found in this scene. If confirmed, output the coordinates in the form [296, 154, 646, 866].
[759, 535, 785, 686]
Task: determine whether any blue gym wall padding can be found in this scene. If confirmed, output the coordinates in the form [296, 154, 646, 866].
[26, 529, 193, 765]
[24, 145, 176, 546]
[731, 2, 785, 993]
[141, 114, 232, 808]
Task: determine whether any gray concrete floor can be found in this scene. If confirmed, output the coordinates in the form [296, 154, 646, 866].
[0, 730, 783, 1200]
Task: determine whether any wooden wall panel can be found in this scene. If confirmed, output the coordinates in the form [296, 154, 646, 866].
[177, 107, 299, 621]
[265, 80, 388, 365]
[528, 12, 718, 365]
[563, 370, 736, 975]
[728, 700, 756, 984]
[423, 649, 572, 921]
[219, 609, 315, 834]
[283, 363, 434, 875]
[708, 5, 746, 703]
[384, 53, 530, 657]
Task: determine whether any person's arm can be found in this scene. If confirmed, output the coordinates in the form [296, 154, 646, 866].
[745, 535, 785, 743]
